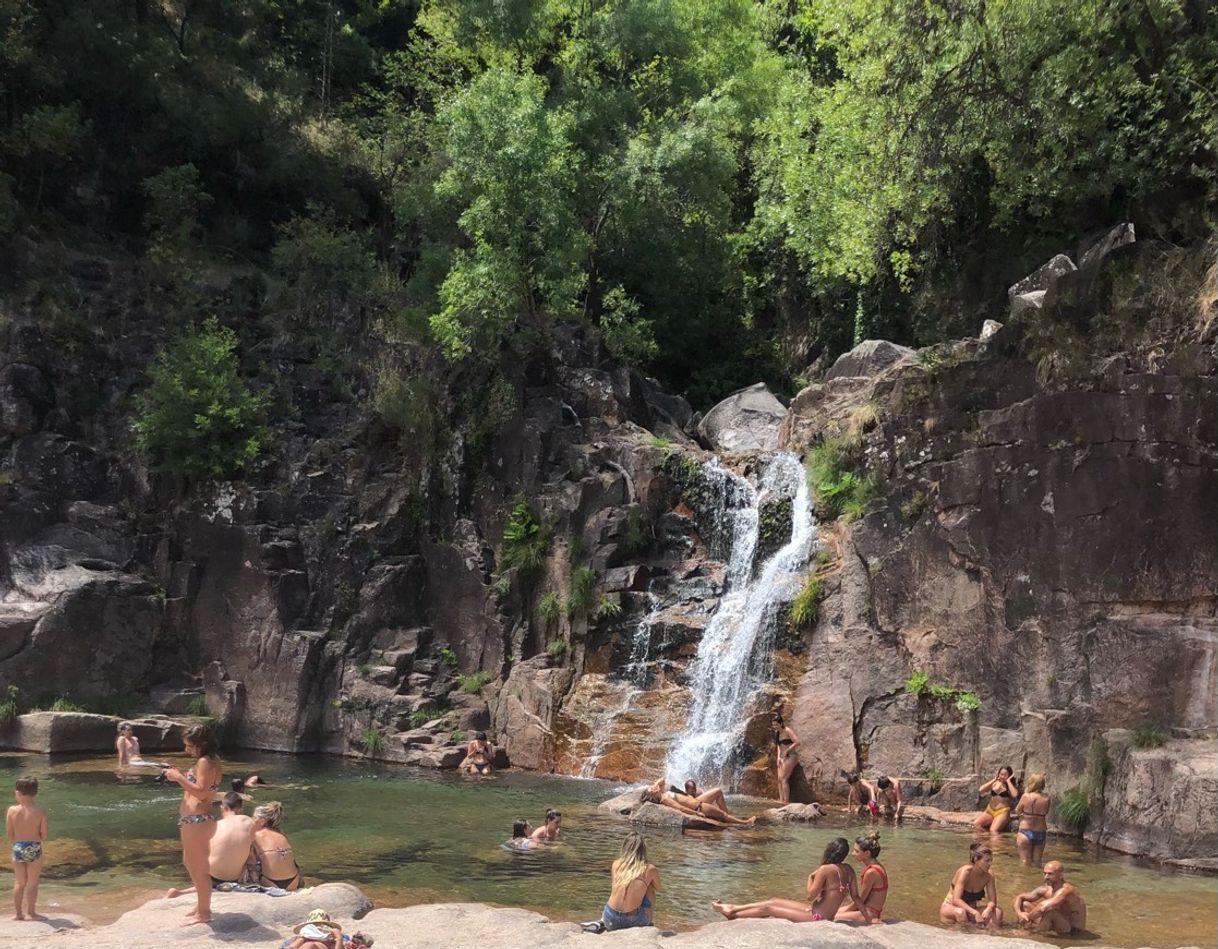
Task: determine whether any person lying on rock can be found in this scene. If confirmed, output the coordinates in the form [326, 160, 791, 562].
[710, 836, 871, 922]
[674, 781, 737, 814]
[873, 775, 904, 821]
[460, 732, 495, 775]
[283, 909, 343, 949]
[601, 832, 660, 931]
[1014, 860, 1087, 935]
[940, 842, 1003, 930]
[643, 780, 755, 826]
[166, 792, 256, 898]
[530, 809, 562, 842]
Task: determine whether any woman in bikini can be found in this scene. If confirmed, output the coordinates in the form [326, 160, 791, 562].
[940, 841, 1003, 929]
[835, 832, 888, 923]
[252, 801, 302, 890]
[1014, 772, 1051, 865]
[643, 780, 756, 826]
[772, 712, 801, 805]
[461, 732, 494, 775]
[972, 765, 1018, 833]
[162, 723, 221, 926]
[600, 832, 660, 931]
[710, 837, 872, 923]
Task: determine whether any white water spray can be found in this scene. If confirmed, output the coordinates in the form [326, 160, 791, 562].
[663, 453, 815, 786]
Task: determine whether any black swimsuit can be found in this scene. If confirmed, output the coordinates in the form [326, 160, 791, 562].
[962, 888, 987, 906]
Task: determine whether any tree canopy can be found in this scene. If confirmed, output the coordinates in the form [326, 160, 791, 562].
[2, 0, 1214, 406]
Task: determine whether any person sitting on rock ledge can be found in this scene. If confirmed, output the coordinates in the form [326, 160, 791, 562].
[644, 780, 755, 826]
[166, 792, 256, 898]
[460, 732, 494, 775]
[601, 832, 660, 931]
[710, 836, 872, 923]
[973, 765, 1019, 834]
[1013, 860, 1087, 935]
[530, 809, 562, 842]
[252, 802, 302, 891]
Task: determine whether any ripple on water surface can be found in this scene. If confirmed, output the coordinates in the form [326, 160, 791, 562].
[1, 753, 1214, 947]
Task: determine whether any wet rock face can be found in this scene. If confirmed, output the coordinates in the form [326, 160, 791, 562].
[779, 336, 1218, 860]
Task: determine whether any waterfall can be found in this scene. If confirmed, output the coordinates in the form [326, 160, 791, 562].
[663, 452, 815, 786]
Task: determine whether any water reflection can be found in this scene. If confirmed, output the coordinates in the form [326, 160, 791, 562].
[1, 752, 1213, 947]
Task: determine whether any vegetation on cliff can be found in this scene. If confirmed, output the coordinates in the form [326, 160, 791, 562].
[1, 0, 1213, 417]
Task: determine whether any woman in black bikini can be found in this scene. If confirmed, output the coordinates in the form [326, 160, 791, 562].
[940, 841, 1003, 929]
[162, 723, 221, 926]
[710, 837, 872, 923]
[252, 801, 302, 890]
[772, 712, 801, 804]
[461, 732, 494, 775]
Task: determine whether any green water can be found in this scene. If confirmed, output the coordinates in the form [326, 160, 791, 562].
[2, 753, 1214, 948]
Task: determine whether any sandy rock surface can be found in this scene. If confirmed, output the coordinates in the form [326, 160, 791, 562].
[0, 889, 1194, 949]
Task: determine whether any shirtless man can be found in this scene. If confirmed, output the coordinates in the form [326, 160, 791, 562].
[1013, 861, 1087, 935]
[461, 732, 494, 775]
[679, 781, 733, 814]
[166, 793, 257, 897]
[843, 772, 878, 817]
[873, 775, 904, 821]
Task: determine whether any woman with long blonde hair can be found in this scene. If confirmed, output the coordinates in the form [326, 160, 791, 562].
[601, 833, 660, 931]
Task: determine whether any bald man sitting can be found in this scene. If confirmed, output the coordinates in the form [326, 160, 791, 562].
[1013, 860, 1087, 935]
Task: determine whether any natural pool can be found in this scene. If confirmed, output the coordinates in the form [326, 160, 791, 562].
[3, 752, 1215, 948]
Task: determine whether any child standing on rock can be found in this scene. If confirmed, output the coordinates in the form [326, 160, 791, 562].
[6, 776, 48, 921]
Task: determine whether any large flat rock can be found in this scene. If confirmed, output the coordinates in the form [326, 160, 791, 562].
[0, 895, 1158, 948]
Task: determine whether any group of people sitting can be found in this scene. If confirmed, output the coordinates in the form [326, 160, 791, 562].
[116, 722, 303, 926]
[598, 829, 1084, 937]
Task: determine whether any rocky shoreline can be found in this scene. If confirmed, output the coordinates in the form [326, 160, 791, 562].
[0, 883, 1199, 949]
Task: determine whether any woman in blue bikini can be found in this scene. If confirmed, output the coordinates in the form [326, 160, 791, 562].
[1014, 773, 1051, 865]
[601, 833, 660, 931]
[162, 723, 221, 926]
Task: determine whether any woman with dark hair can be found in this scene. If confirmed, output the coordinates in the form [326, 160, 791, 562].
[252, 801, 302, 890]
[710, 837, 872, 922]
[972, 766, 1019, 833]
[601, 832, 661, 931]
[161, 723, 221, 926]
[643, 781, 756, 826]
[530, 809, 562, 842]
[835, 832, 888, 923]
[940, 842, 1003, 929]
[461, 731, 494, 775]
[772, 712, 801, 805]
[506, 819, 533, 850]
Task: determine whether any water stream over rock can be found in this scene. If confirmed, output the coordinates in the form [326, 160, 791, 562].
[664, 453, 815, 785]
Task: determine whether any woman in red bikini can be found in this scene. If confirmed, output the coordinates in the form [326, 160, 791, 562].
[710, 837, 872, 923]
[835, 832, 888, 923]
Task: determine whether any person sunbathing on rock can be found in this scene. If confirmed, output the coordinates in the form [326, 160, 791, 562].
[710, 836, 872, 922]
[166, 792, 256, 898]
[643, 779, 755, 826]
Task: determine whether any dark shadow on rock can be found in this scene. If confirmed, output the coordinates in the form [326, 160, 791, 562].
[202, 913, 280, 938]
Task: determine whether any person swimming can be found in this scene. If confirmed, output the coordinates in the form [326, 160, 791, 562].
[504, 818, 533, 851]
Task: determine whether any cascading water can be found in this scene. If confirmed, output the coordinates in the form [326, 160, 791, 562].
[663, 452, 815, 786]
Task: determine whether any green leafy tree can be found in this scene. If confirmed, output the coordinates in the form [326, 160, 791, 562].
[135, 321, 271, 482]
[142, 163, 212, 254]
